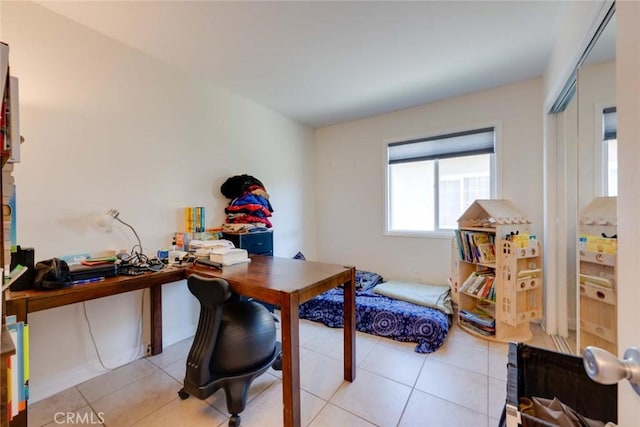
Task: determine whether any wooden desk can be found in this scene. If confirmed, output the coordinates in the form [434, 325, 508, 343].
[188, 256, 356, 427]
[5, 267, 186, 357]
[4, 267, 187, 427]
[4, 257, 356, 427]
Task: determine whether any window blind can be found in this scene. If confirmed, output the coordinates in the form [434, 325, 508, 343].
[388, 127, 495, 164]
[603, 107, 617, 140]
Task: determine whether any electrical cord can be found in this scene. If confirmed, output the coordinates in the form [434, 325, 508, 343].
[122, 250, 165, 273]
[82, 288, 147, 371]
[82, 301, 111, 371]
[109, 209, 163, 272]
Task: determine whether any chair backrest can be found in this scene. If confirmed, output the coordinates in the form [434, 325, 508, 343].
[187, 274, 232, 309]
[185, 274, 232, 386]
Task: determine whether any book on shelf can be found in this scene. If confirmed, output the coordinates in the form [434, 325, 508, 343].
[456, 230, 495, 263]
[476, 242, 495, 263]
[459, 308, 496, 328]
[579, 273, 612, 289]
[459, 318, 495, 336]
[487, 285, 496, 301]
[460, 270, 495, 299]
[453, 229, 465, 260]
[517, 268, 541, 279]
[505, 231, 538, 249]
[471, 275, 487, 296]
[459, 272, 478, 292]
[478, 276, 495, 299]
[5, 314, 29, 419]
[579, 233, 617, 255]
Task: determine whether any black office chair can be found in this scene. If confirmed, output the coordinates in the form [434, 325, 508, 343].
[178, 274, 282, 427]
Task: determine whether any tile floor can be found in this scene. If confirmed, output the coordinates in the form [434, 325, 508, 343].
[28, 319, 557, 427]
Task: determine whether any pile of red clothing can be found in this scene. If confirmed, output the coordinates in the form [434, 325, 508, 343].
[220, 174, 273, 228]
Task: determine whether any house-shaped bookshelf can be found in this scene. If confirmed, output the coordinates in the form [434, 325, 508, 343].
[579, 196, 617, 355]
[452, 199, 542, 342]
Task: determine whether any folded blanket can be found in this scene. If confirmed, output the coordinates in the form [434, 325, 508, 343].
[299, 287, 450, 353]
[373, 281, 453, 315]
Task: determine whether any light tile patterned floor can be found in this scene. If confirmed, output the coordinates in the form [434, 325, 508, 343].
[28, 320, 557, 427]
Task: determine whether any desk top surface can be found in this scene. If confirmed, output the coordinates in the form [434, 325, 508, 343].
[5, 256, 353, 303]
[191, 256, 351, 288]
[4, 266, 186, 302]
[189, 255, 354, 304]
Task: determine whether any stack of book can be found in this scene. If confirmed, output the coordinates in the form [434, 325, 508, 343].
[188, 239, 234, 255]
[5, 314, 29, 421]
[173, 229, 223, 251]
[454, 230, 496, 264]
[459, 271, 496, 301]
[458, 307, 495, 336]
[2, 162, 15, 271]
[209, 247, 250, 266]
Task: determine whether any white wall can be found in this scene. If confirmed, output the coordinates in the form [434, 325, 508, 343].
[577, 60, 615, 208]
[543, 0, 612, 110]
[2, 1, 315, 402]
[314, 78, 543, 285]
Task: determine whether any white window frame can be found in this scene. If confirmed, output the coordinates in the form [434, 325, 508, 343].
[601, 106, 617, 196]
[384, 125, 500, 238]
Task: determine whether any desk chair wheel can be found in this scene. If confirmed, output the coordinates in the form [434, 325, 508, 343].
[229, 414, 241, 427]
[177, 388, 190, 400]
[272, 351, 283, 371]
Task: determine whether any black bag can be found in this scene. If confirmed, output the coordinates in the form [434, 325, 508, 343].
[220, 174, 265, 199]
[34, 258, 72, 290]
[9, 246, 35, 291]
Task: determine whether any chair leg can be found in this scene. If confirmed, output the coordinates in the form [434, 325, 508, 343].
[177, 388, 190, 400]
[229, 414, 241, 427]
[223, 379, 251, 416]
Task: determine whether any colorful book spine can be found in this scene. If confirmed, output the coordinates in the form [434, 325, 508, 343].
[9, 183, 16, 251]
[199, 207, 205, 232]
[182, 206, 206, 233]
[185, 207, 193, 232]
[6, 319, 27, 413]
[23, 324, 29, 401]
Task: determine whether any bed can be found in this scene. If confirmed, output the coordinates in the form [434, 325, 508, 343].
[298, 270, 451, 354]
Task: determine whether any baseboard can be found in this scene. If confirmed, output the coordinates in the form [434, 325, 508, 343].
[29, 343, 148, 403]
[31, 319, 198, 403]
[161, 323, 197, 350]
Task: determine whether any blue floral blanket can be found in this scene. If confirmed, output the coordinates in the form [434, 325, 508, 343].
[298, 287, 451, 354]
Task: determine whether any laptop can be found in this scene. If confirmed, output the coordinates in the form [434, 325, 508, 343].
[69, 263, 118, 281]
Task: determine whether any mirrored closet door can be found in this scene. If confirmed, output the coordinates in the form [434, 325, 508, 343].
[552, 6, 616, 355]
[576, 11, 616, 355]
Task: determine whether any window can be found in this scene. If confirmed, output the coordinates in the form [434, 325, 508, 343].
[386, 127, 495, 233]
[602, 107, 617, 196]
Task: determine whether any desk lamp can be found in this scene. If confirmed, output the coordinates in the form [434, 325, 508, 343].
[98, 208, 143, 254]
[97, 209, 164, 272]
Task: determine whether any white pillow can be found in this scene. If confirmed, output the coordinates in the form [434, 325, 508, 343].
[374, 281, 453, 315]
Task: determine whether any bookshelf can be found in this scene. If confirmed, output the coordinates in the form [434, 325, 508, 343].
[1, 41, 24, 427]
[1, 325, 15, 427]
[578, 197, 617, 355]
[451, 199, 543, 342]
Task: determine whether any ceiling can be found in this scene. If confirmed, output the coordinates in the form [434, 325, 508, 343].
[36, 1, 568, 128]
